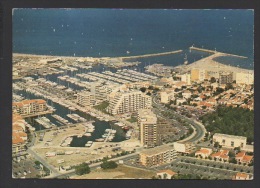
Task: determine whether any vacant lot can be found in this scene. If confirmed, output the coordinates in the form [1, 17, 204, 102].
[72, 165, 155, 179]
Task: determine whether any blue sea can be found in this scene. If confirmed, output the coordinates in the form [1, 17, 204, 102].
[13, 9, 254, 69]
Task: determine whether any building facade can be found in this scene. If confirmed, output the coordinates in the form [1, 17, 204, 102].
[191, 69, 207, 82]
[181, 73, 191, 85]
[219, 72, 233, 84]
[107, 90, 152, 115]
[12, 99, 47, 115]
[138, 109, 159, 148]
[139, 145, 177, 167]
[173, 142, 195, 154]
[213, 133, 247, 149]
[77, 91, 95, 107]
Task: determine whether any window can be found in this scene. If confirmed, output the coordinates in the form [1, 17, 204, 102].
[231, 141, 234, 147]
[222, 139, 225, 144]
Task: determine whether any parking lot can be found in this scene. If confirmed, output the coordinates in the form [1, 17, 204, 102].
[166, 156, 253, 180]
[12, 154, 44, 178]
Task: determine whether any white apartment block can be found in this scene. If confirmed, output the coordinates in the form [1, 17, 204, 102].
[160, 91, 175, 104]
[107, 90, 152, 115]
[138, 109, 158, 148]
[213, 133, 247, 149]
[173, 142, 195, 153]
[90, 82, 108, 102]
[77, 91, 95, 107]
[181, 73, 191, 85]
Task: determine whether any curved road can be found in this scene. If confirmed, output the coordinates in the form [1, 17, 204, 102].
[152, 95, 206, 143]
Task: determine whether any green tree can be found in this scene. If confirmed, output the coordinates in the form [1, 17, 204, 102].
[140, 87, 146, 93]
[100, 160, 118, 169]
[75, 163, 90, 175]
[210, 77, 216, 83]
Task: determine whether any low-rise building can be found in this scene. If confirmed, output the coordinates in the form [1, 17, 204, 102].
[211, 149, 229, 162]
[195, 148, 212, 159]
[213, 133, 247, 149]
[156, 169, 176, 179]
[182, 90, 192, 99]
[139, 145, 177, 167]
[232, 172, 251, 180]
[235, 152, 253, 165]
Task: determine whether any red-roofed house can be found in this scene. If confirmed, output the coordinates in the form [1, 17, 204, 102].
[232, 172, 250, 180]
[156, 169, 176, 179]
[235, 152, 253, 165]
[211, 149, 229, 162]
[195, 148, 212, 159]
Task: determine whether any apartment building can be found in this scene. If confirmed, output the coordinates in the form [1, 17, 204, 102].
[139, 145, 177, 167]
[219, 72, 233, 84]
[191, 69, 207, 82]
[12, 114, 27, 156]
[138, 109, 159, 148]
[107, 90, 152, 115]
[213, 133, 247, 149]
[12, 99, 47, 115]
[77, 91, 95, 107]
[90, 82, 108, 102]
[181, 73, 191, 85]
[173, 142, 195, 154]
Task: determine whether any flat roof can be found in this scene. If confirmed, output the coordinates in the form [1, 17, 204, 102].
[140, 145, 175, 156]
[213, 133, 247, 140]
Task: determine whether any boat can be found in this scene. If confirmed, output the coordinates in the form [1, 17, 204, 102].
[84, 133, 91, 137]
[95, 138, 105, 142]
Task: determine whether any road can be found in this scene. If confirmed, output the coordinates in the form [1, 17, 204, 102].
[152, 94, 206, 143]
[53, 153, 139, 179]
[27, 148, 61, 177]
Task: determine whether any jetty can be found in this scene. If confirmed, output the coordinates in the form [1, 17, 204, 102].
[189, 46, 248, 59]
[119, 49, 183, 60]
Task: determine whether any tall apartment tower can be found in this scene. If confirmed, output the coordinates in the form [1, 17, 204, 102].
[138, 109, 160, 148]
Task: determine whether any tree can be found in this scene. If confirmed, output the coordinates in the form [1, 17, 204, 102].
[229, 158, 237, 164]
[75, 163, 90, 175]
[140, 87, 146, 93]
[214, 142, 220, 148]
[34, 161, 41, 166]
[225, 83, 234, 90]
[210, 77, 216, 83]
[100, 160, 118, 169]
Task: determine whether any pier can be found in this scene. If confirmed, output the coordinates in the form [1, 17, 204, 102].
[189, 46, 248, 59]
[119, 49, 183, 60]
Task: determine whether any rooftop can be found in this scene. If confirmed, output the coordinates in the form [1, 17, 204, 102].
[213, 133, 247, 140]
[140, 145, 175, 156]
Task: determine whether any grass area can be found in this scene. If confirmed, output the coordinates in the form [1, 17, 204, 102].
[106, 165, 155, 179]
[93, 101, 109, 114]
[126, 116, 137, 123]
